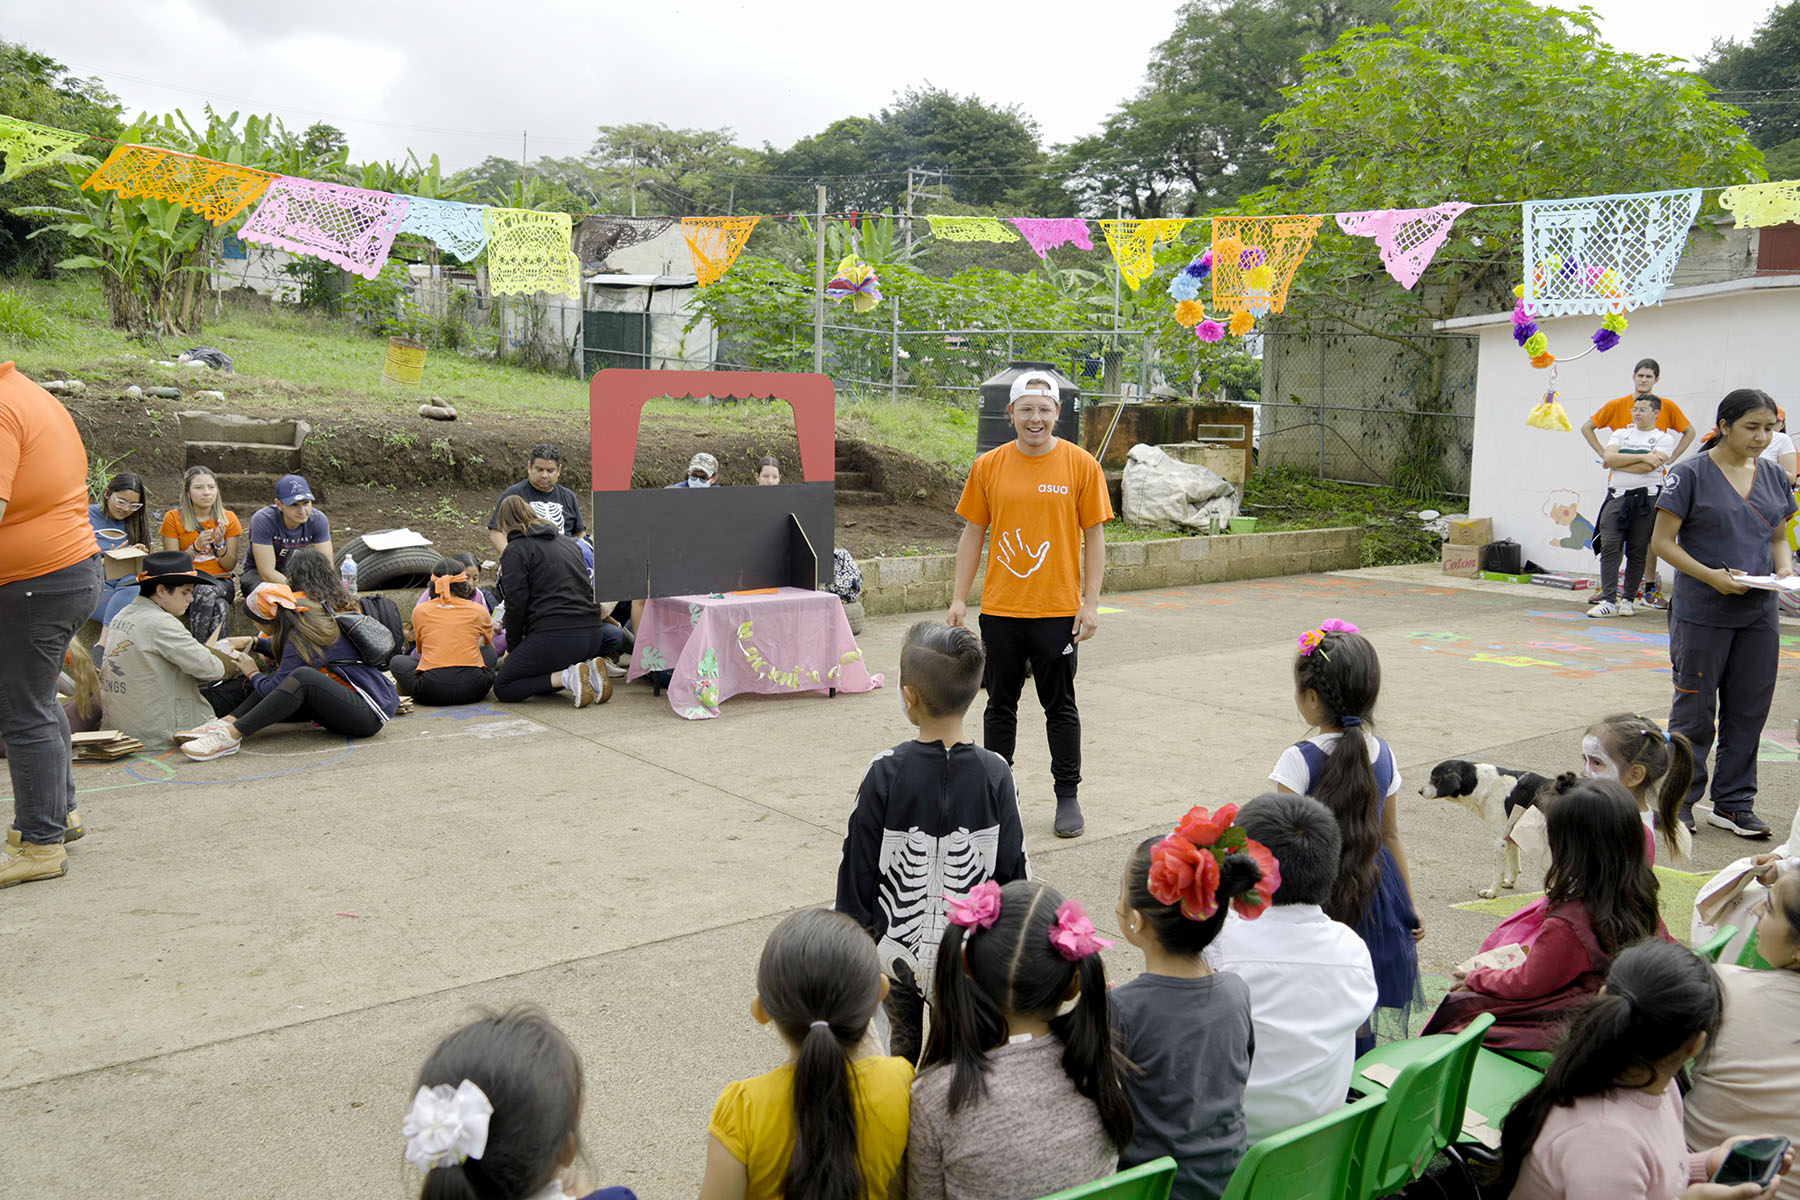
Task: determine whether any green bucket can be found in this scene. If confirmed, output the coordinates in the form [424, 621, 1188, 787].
[1228, 516, 1258, 534]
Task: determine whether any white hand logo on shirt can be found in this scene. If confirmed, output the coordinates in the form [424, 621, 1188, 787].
[995, 529, 1050, 579]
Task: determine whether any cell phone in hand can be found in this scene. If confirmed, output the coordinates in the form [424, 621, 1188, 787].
[1714, 1137, 1790, 1189]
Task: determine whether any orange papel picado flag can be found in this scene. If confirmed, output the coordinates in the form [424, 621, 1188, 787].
[81, 143, 276, 225]
[683, 216, 760, 287]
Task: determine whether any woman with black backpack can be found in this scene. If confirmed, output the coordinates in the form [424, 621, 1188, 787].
[180, 583, 398, 762]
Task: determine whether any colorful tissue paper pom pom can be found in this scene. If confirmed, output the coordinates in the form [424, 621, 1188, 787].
[1246, 264, 1273, 291]
[1530, 351, 1556, 369]
[1174, 300, 1205, 327]
[1512, 284, 1525, 299]
[1513, 323, 1537, 347]
[1238, 246, 1266, 269]
[1512, 301, 1533, 327]
[1169, 274, 1201, 302]
[1229, 311, 1256, 336]
[1215, 236, 1243, 263]
[1602, 312, 1627, 333]
[1523, 331, 1548, 356]
[1195, 319, 1225, 343]
[1592, 329, 1621, 352]
[1200, 248, 1214, 268]
[1182, 250, 1212, 281]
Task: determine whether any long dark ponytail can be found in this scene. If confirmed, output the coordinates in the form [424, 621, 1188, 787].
[922, 879, 1133, 1150]
[1700, 388, 1780, 451]
[756, 908, 883, 1200]
[1293, 630, 1384, 925]
[1543, 778, 1660, 954]
[1488, 940, 1722, 1198]
[1590, 713, 1693, 863]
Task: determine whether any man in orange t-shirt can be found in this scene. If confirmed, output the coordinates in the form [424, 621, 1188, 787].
[0, 362, 105, 888]
[949, 370, 1113, 838]
[1579, 357, 1695, 608]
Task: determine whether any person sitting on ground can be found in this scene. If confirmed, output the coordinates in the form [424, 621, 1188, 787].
[492, 495, 623, 708]
[1490, 938, 1791, 1200]
[1209, 793, 1378, 1143]
[405, 1005, 637, 1200]
[282, 545, 357, 615]
[239, 474, 331, 595]
[180, 583, 396, 761]
[1684, 864, 1800, 1200]
[1113, 804, 1275, 1199]
[834, 622, 1029, 1066]
[488, 442, 585, 556]
[416, 551, 493, 613]
[160, 465, 241, 643]
[1423, 780, 1670, 1049]
[669, 452, 718, 488]
[392, 558, 497, 707]
[90, 471, 153, 626]
[100, 551, 247, 752]
[908, 878, 1132, 1200]
[756, 457, 781, 485]
[697, 908, 913, 1200]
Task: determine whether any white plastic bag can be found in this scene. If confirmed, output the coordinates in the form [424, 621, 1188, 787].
[1121, 443, 1238, 530]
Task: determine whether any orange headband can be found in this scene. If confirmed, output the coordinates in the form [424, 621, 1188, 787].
[433, 571, 469, 601]
[248, 583, 306, 620]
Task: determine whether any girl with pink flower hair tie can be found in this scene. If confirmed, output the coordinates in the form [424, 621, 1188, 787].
[908, 879, 1132, 1200]
[1113, 805, 1278, 1200]
[1272, 620, 1423, 1053]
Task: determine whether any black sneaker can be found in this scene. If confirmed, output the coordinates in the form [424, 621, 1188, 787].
[1054, 795, 1085, 838]
[1679, 808, 1697, 835]
[1707, 809, 1772, 839]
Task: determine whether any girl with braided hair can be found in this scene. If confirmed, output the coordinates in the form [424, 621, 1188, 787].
[1270, 620, 1421, 1050]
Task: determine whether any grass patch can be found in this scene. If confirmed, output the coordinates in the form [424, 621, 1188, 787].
[1244, 466, 1453, 568]
[0, 288, 57, 345]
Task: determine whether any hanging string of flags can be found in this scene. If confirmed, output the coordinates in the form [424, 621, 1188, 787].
[0, 110, 1787, 343]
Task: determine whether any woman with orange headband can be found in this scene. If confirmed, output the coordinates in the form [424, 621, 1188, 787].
[389, 557, 496, 707]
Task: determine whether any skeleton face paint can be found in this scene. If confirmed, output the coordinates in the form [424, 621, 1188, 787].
[1582, 734, 1621, 782]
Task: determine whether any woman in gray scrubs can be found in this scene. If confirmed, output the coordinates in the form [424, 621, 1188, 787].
[1652, 389, 1795, 840]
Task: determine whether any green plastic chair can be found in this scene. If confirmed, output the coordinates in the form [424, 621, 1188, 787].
[1353, 1013, 1539, 1136]
[1696, 924, 1739, 963]
[1031, 1157, 1178, 1200]
[1218, 1094, 1386, 1200]
[1354, 1013, 1494, 1198]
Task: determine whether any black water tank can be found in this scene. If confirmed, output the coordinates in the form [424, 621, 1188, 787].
[976, 361, 1083, 459]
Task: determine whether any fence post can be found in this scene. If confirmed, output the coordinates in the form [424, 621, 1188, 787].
[812, 184, 827, 374]
[890, 298, 900, 402]
[1317, 332, 1326, 478]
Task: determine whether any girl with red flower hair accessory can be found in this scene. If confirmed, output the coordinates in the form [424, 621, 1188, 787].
[1112, 808, 1273, 1199]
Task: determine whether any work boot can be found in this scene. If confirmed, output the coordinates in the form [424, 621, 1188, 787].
[1054, 793, 1085, 839]
[63, 806, 84, 844]
[0, 831, 68, 889]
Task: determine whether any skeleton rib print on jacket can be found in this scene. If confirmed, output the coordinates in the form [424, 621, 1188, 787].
[835, 741, 1031, 990]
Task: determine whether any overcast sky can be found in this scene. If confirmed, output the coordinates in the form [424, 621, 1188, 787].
[3, 0, 1784, 175]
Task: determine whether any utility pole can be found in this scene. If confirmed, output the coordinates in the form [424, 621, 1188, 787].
[521, 131, 527, 189]
[904, 167, 913, 256]
[813, 184, 827, 374]
[629, 145, 637, 217]
[727, 182, 735, 216]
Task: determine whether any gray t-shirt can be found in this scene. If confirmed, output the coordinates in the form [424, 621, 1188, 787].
[1656, 452, 1796, 628]
[908, 1034, 1117, 1200]
[1111, 971, 1254, 1200]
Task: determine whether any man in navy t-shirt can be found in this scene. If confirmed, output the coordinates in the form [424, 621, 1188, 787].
[487, 443, 585, 555]
[241, 473, 332, 594]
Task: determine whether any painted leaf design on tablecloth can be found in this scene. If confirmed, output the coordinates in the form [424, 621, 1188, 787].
[638, 646, 667, 672]
[737, 620, 755, 640]
[699, 648, 720, 679]
[688, 603, 702, 626]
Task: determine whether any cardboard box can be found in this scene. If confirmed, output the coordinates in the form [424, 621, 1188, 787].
[1447, 516, 1494, 546]
[1441, 543, 1481, 577]
[1531, 574, 1584, 590]
[102, 547, 146, 581]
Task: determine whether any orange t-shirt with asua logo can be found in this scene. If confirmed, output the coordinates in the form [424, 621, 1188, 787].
[0, 362, 99, 587]
[956, 438, 1113, 619]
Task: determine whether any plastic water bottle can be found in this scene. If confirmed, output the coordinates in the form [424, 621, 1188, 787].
[340, 553, 358, 597]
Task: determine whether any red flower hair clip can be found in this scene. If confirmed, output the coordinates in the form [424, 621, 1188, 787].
[1048, 899, 1114, 961]
[1147, 804, 1282, 921]
[947, 880, 1002, 931]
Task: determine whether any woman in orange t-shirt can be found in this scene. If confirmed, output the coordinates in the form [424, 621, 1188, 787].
[160, 466, 242, 643]
[391, 557, 496, 706]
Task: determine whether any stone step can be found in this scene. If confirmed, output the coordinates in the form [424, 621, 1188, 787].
[837, 489, 890, 507]
[177, 410, 310, 448]
[186, 440, 305, 475]
[835, 470, 873, 491]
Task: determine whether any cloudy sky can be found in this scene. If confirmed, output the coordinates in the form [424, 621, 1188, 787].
[5, 0, 1784, 172]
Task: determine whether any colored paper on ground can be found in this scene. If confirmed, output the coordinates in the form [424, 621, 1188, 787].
[82, 143, 276, 225]
[683, 216, 760, 287]
[238, 177, 412, 280]
[1334, 202, 1471, 290]
[484, 208, 581, 301]
[0, 114, 84, 182]
[1522, 189, 1702, 316]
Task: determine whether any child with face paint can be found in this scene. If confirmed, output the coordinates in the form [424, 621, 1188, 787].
[1479, 716, 1694, 956]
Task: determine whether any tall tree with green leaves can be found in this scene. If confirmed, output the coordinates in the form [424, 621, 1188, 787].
[0, 41, 123, 276]
[1700, 1, 1800, 178]
[1059, 0, 1392, 217]
[1252, 0, 1762, 492]
[585, 123, 761, 215]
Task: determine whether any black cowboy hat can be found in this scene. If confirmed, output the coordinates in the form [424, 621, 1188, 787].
[135, 550, 208, 591]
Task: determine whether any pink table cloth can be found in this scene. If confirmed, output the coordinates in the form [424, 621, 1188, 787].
[628, 587, 883, 719]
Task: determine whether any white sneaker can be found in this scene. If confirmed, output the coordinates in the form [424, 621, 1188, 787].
[181, 726, 242, 761]
[602, 658, 628, 678]
[588, 658, 614, 704]
[1586, 600, 1619, 618]
[174, 717, 230, 743]
[1617, 599, 1635, 617]
[563, 663, 597, 708]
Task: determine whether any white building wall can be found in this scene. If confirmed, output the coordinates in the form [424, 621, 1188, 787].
[1464, 279, 1800, 576]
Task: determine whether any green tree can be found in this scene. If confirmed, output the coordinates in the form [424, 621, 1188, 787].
[1700, 2, 1800, 174]
[586, 123, 761, 215]
[299, 121, 348, 162]
[0, 41, 123, 275]
[1059, 0, 1392, 218]
[1254, 0, 1762, 493]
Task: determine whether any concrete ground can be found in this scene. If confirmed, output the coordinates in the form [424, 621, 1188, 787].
[4, 564, 1796, 1199]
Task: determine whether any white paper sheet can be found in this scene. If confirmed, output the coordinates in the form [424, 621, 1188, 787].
[358, 528, 433, 551]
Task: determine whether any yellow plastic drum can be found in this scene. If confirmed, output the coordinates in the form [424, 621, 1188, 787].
[382, 336, 427, 387]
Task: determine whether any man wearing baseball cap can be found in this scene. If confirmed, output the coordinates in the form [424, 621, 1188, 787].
[668, 452, 719, 488]
[240, 473, 332, 595]
[948, 369, 1112, 838]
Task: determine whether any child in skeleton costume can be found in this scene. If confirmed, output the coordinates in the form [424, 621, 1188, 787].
[835, 622, 1030, 1065]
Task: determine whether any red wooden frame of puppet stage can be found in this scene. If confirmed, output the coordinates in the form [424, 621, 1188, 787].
[588, 370, 838, 598]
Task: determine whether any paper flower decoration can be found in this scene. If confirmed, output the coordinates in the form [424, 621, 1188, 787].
[1602, 312, 1627, 333]
[1523, 332, 1548, 357]
[1215, 235, 1243, 265]
[1195, 320, 1225, 343]
[1229, 311, 1256, 336]
[825, 255, 882, 313]
[1169, 273, 1202, 302]
[1238, 246, 1267, 269]
[1531, 351, 1556, 369]
[1592, 329, 1621, 352]
[1174, 300, 1206, 327]
[1246, 264, 1273, 291]
[947, 880, 1002, 930]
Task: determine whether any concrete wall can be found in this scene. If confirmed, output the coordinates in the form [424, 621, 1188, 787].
[857, 526, 1364, 616]
[1463, 276, 1800, 576]
[212, 241, 301, 302]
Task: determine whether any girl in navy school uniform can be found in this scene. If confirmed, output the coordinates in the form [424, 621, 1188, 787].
[1652, 389, 1797, 841]
[1270, 620, 1422, 1052]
